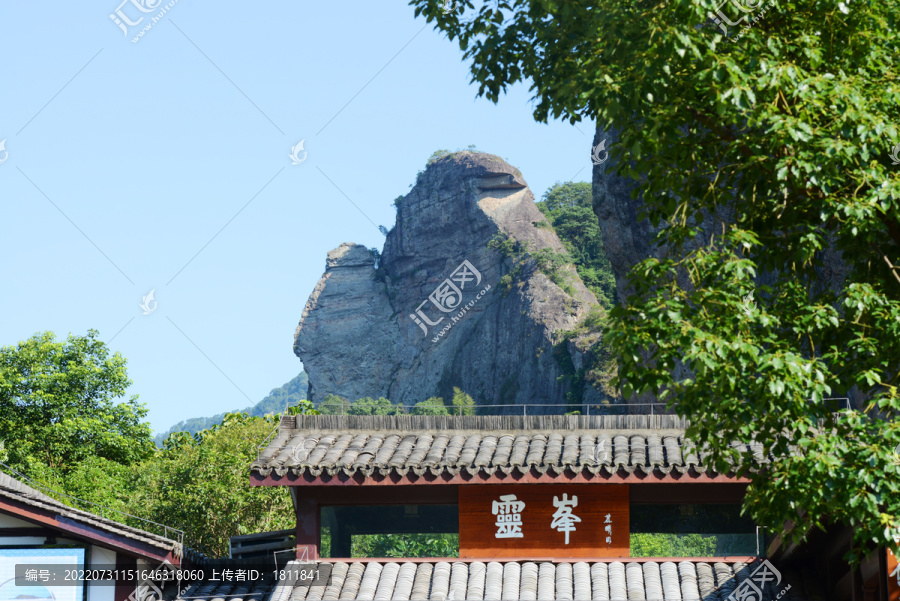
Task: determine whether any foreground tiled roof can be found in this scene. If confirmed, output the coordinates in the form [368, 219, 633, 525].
[252, 415, 762, 481]
[180, 559, 819, 600]
[0, 471, 182, 555]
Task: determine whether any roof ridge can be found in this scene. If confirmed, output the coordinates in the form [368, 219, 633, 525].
[284, 414, 689, 430]
[0, 466, 182, 553]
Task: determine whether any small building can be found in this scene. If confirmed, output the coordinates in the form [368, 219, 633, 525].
[0, 471, 182, 601]
[249, 414, 824, 599]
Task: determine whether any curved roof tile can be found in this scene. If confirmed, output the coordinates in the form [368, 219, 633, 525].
[251, 415, 767, 482]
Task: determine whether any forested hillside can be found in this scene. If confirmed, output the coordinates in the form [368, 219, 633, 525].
[535, 181, 616, 309]
[153, 372, 308, 445]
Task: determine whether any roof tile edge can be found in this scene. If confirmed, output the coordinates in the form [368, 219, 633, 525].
[282, 414, 689, 431]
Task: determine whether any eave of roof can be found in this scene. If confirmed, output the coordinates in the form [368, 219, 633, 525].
[252, 415, 759, 486]
[250, 466, 748, 486]
[179, 557, 808, 600]
[0, 472, 181, 563]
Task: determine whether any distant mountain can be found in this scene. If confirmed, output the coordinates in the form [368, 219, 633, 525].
[154, 372, 308, 446]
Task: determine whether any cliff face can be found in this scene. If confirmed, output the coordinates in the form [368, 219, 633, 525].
[294, 152, 601, 409]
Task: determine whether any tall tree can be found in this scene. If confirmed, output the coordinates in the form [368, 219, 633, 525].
[138, 413, 295, 557]
[0, 330, 153, 474]
[410, 0, 900, 558]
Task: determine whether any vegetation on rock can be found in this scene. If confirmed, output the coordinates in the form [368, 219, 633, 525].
[536, 182, 617, 309]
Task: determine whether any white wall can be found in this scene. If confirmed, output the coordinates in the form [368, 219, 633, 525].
[0, 514, 34, 527]
[88, 546, 116, 601]
[0, 512, 119, 601]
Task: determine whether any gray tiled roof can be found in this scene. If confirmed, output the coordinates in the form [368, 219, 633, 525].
[181, 559, 812, 600]
[252, 415, 761, 480]
[0, 471, 181, 555]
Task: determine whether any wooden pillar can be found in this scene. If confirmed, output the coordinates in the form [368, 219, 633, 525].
[331, 521, 352, 558]
[113, 554, 136, 601]
[294, 490, 318, 561]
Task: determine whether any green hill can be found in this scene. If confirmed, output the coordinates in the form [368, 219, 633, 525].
[153, 372, 308, 446]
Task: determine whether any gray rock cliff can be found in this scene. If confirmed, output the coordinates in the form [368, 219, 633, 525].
[294, 152, 603, 410]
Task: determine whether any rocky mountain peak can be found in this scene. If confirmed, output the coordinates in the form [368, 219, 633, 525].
[293, 151, 605, 410]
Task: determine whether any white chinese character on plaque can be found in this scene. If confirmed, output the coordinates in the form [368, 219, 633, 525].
[492, 494, 525, 538]
[550, 494, 582, 545]
[604, 513, 613, 544]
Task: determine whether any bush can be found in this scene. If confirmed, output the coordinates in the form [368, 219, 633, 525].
[411, 397, 449, 415]
[319, 394, 350, 415]
[347, 397, 404, 415]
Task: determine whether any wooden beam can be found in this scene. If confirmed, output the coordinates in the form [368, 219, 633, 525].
[231, 528, 295, 543]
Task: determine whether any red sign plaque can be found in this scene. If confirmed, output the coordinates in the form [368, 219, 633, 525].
[459, 484, 630, 558]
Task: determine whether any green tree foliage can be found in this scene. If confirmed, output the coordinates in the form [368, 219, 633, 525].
[133, 413, 294, 557]
[630, 533, 719, 558]
[154, 372, 309, 445]
[320, 396, 410, 415]
[537, 182, 617, 308]
[0, 332, 301, 557]
[0, 330, 154, 474]
[42, 413, 299, 558]
[411, 397, 449, 415]
[319, 394, 351, 414]
[451, 387, 476, 416]
[488, 233, 575, 296]
[287, 399, 319, 415]
[351, 533, 459, 558]
[347, 397, 405, 415]
[411, 0, 900, 560]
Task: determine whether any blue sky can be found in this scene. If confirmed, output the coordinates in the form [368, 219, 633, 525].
[0, 1, 594, 433]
